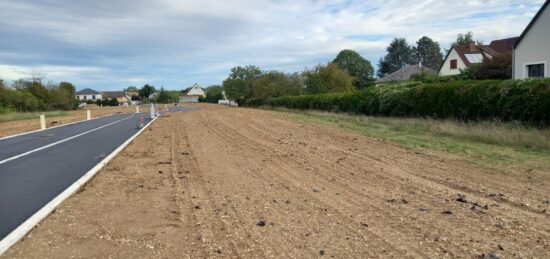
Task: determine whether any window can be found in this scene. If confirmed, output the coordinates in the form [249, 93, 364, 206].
[92, 95, 96, 100]
[527, 63, 545, 78]
[83, 96, 87, 100]
[450, 59, 457, 69]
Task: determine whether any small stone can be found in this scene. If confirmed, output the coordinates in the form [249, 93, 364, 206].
[194, 205, 201, 209]
[319, 250, 325, 256]
[313, 189, 321, 193]
[360, 223, 368, 227]
[419, 208, 428, 212]
[482, 252, 499, 259]
[158, 171, 163, 174]
[256, 220, 266, 227]
[456, 194, 468, 203]
[441, 210, 453, 215]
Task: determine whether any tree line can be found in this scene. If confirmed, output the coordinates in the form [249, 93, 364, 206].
[0, 77, 77, 113]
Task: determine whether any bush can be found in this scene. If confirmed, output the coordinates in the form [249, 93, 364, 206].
[245, 79, 550, 126]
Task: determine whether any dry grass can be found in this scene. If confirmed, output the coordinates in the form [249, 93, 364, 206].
[0, 111, 68, 123]
[271, 108, 550, 172]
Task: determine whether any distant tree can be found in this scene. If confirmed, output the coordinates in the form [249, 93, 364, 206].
[304, 63, 354, 94]
[251, 71, 303, 98]
[124, 86, 139, 92]
[412, 36, 443, 70]
[377, 38, 414, 78]
[332, 50, 375, 89]
[453, 32, 483, 46]
[475, 53, 512, 80]
[156, 87, 171, 103]
[202, 85, 224, 103]
[138, 84, 156, 98]
[50, 82, 77, 110]
[222, 65, 262, 102]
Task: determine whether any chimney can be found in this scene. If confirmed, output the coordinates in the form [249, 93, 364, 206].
[469, 42, 476, 51]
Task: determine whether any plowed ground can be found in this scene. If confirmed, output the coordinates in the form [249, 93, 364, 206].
[3, 105, 549, 258]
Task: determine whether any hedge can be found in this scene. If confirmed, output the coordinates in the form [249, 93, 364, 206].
[244, 79, 550, 126]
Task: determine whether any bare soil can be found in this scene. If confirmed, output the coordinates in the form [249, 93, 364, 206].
[0, 106, 139, 138]
[3, 105, 549, 258]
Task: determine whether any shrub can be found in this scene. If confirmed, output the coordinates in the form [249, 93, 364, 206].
[245, 79, 550, 126]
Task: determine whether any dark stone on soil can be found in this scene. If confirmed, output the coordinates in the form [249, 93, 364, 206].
[441, 210, 453, 215]
[182, 152, 189, 155]
[158, 170, 163, 174]
[313, 189, 321, 193]
[215, 249, 222, 254]
[257, 220, 266, 227]
[401, 198, 409, 204]
[361, 223, 369, 227]
[482, 252, 499, 259]
[419, 208, 428, 212]
[194, 205, 201, 209]
[319, 250, 325, 256]
[158, 161, 172, 165]
[498, 244, 504, 250]
[456, 194, 468, 203]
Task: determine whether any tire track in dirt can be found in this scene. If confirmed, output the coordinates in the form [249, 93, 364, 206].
[199, 107, 549, 257]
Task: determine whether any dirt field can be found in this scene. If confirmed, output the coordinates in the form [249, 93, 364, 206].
[0, 106, 141, 138]
[3, 105, 549, 258]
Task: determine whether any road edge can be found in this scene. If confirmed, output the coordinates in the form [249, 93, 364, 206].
[0, 115, 160, 256]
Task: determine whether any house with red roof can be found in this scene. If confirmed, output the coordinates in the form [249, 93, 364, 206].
[439, 37, 518, 76]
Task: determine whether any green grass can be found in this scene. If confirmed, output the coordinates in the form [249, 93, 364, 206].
[271, 108, 550, 173]
[0, 111, 68, 123]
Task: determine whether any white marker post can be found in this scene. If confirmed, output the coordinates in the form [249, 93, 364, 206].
[86, 110, 91, 120]
[150, 103, 155, 119]
[165, 104, 168, 111]
[136, 106, 140, 113]
[40, 114, 46, 130]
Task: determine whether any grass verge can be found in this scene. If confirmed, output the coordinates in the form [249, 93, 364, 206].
[0, 111, 68, 123]
[272, 108, 550, 173]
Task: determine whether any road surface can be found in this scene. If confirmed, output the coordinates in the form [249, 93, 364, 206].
[0, 112, 154, 240]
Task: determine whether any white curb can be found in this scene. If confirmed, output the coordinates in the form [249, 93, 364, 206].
[0, 115, 159, 255]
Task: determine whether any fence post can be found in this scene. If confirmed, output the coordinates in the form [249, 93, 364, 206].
[136, 106, 139, 113]
[150, 103, 155, 119]
[86, 110, 91, 120]
[40, 114, 46, 130]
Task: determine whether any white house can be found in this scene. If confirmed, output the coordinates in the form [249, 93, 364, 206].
[75, 88, 102, 101]
[439, 38, 518, 76]
[513, 0, 550, 79]
[179, 83, 205, 103]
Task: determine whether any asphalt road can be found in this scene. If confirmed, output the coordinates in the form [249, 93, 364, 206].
[0, 112, 154, 240]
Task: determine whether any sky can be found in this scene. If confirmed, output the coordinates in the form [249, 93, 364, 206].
[0, 0, 546, 91]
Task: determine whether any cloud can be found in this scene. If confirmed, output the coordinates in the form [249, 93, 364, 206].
[0, 0, 544, 90]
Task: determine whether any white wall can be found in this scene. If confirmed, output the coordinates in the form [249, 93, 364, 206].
[513, 5, 550, 79]
[439, 48, 467, 76]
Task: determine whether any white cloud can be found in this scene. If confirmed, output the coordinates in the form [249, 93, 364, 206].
[0, 0, 544, 90]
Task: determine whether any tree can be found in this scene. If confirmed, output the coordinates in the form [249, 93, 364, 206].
[124, 86, 138, 92]
[156, 87, 171, 103]
[251, 71, 303, 98]
[453, 31, 484, 46]
[377, 38, 414, 78]
[202, 85, 224, 103]
[222, 65, 262, 102]
[332, 50, 375, 89]
[412, 36, 443, 70]
[138, 84, 156, 98]
[475, 53, 512, 80]
[304, 63, 354, 94]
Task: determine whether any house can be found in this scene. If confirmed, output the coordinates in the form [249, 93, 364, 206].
[376, 64, 436, 85]
[102, 91, 129, 106]
[125, 91, 140, 105]
[513, 0, 550, 79]
[75, 88, 102, 101]
[439, 38, 518, 76]
[179, 83, 205, 103]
